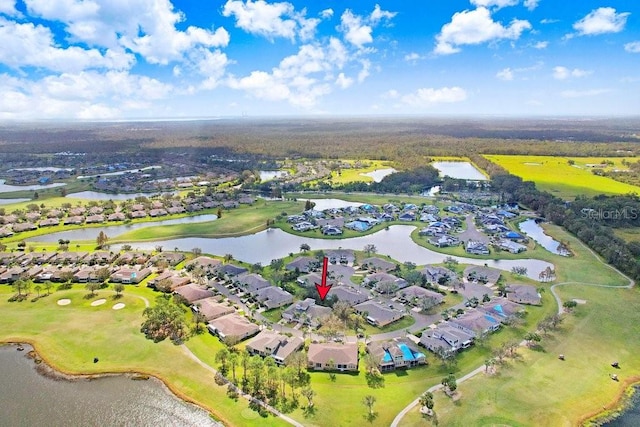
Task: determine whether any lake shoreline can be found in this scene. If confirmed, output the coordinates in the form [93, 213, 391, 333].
[580, 377, 640, 426]
[1, 340, 222, 425]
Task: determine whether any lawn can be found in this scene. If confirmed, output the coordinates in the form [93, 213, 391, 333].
[0, 285, 287, 427]
[485, 155, 640, 199]
[328, 160, 397, 185]
[401, 285, 640, 427]
[112, 200, 305, 241]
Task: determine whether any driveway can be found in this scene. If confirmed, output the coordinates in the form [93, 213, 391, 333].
[458, 214, 489, 243]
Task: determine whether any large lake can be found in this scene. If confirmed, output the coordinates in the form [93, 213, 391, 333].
[27, 214, 218, 243]
[605, 386, 640, 426]
[431, 161, 488, 181]
[108, 225, 553, 281]
[0, 179, 66, 194]
[0, 345, 219, 426]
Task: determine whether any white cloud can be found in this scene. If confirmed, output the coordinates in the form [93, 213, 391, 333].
[533, 40, 548, 49]
[404, 52, 423, 62]
[0, 0, 18, 15]
[24, 0, 230, 65]
[357, 59, 371, 83]
[496, 68, 514, 81]
[335, 73, 353, 89]
[470, 0, 518, 9]
[0, 17, 134, 72]
[0, 71, 172, 119]
[401, 87, 467, 107]
[369, 4, 397, 25]
[338, 5, 396, 49]
[339, 10, 373, 48]
[227, 43, 335, 108]
[523, 0, 540, 11]
[561, 88, 611, 98]
[434, 7, 531, 55]
[624, 41, 640, 53]
[553, 66, 591, 80]
[381, 89, 399, 99]
[222, 0, 317, 41]
[320, 8, 333, 19]
[540, 18, 559, 24]
[573, 7, 630, 36]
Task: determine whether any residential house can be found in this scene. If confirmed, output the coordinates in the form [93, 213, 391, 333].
[246, 330, 304, 365]
[106, 213, 125, 222]
[149, 252, 185, 267]
[364, 272, 408, 294]
[0, 267, 25, 283]
[307, 342, 359, 372]
[367, 339, 426, 371]
[192, 297, 235, 321]
[325, 249, 356, 265]
[85, 251, 117, 265]
[449, 309, 500, 336]
[73, 266, 110, 283]
[147, 271, 191, 291]
[285, 257, 317, 273]
[331, 286, 369, 305]
[420, 324, 474, 354]
[12, 223, 37, 233]
[282, 298, 331, 328]
[207, 313, 260, 343]
[217, 264, 248, 279]
[53, 251, 88, 265]
[498, 239, 527, 254]
[187, 256, 222, 273]
[480, 299, 526, 322]
[255, 286, 294, 309]
[466, 240, 490, 255]
[110, 266, 151, 284]
[63, 216, 84, 225]
[361, 257, 396, 272]
[296, 272, 336, 288]
[463, 266, 501, 285]
[506, 284, 542, 305]
[397, 285, 444, 306]
[354, 301, 404, 327]
[321, 225, 343, 236]
[39, 218, 59, 227]
[174, 284, 214, 303]
[235, 273, 271, 295]
[421, 266, 458, 287]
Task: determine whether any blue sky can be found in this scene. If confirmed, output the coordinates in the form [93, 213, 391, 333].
[0, 0, 638, 119]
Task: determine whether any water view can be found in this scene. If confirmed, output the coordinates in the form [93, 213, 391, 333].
[360, 168, 396, 182]
[0, 345, 219, 426]
[110, 225, 553, 281]
[604, 386, 640, 426]
[27, 214, 218, 243]
[0, 179, 67, 194]
[305, 198, 363, 210]
[259, 170, 288, 181]
[67, 191, 178, 201]
[431, 161, 488, 181]
[519, 219, 569, 256]
[0, 198, 30, 205]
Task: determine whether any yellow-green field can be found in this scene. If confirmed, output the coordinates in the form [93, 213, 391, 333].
[485, 155, 640, 198]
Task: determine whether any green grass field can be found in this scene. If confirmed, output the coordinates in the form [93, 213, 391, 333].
[328, 160, 396, 185]
[0, 285, 286, 426]
[485, 155, 640, 198]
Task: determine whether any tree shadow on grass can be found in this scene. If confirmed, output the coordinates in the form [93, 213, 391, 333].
[303, 405, 316, 418]
[364, 412, 378, 423]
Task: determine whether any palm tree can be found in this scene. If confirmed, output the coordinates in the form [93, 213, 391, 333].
[362, 395, 376, 417]
[228, 352, 239, 384]
[223, 253, 234, 264]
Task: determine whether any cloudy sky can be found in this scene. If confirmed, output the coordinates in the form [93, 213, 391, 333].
[0, 0, 638, 119]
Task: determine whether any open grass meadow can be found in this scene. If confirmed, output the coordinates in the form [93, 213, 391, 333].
[485, 155, 640, 199]
[400, 284, 640, 427]
[327, 160, 397, 185]
[0, 285, 287, 427]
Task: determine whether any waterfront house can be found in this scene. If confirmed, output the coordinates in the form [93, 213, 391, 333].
[506, 284, 542, 305]
[361, 257, 396, 272]
[463, 266, 501, 285]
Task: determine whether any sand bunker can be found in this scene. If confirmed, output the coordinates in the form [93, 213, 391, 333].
[57, 299, 71, 306]
[524, 162, 541, 166]
[112, 303, 126, 310]
[90, 299, 107, 306]
[573, 299, 587, 304]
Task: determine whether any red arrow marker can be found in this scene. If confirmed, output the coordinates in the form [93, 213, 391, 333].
[315, 256, 332, 301]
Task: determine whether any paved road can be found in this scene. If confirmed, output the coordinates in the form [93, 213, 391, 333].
[458, 214, 489, 243]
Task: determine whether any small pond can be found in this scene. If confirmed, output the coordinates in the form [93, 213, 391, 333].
[431, 161, 487, 181]
[360, 168, 397, 183]
[519, 219, 569, 256]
